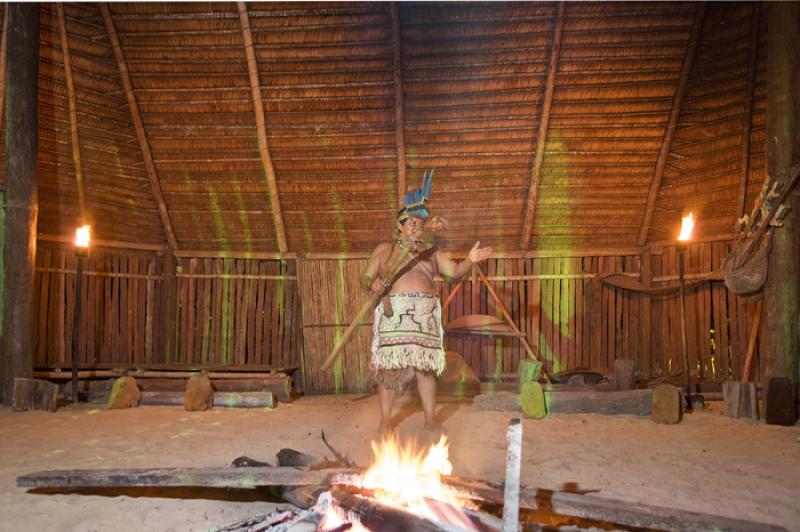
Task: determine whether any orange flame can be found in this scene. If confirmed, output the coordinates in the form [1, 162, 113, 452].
[678, 213, 694, 241]
[75, 225, 91, 248]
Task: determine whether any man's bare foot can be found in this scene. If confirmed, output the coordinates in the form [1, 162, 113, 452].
[420, 423, 444, 447]
[378, 421, 394, 439]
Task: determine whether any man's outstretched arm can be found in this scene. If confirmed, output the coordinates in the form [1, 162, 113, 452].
[437, 241, 493, 281]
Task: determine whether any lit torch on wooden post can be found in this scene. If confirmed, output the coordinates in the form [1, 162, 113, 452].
[71, 225, 90, 404]
[676, 213, 701, 411]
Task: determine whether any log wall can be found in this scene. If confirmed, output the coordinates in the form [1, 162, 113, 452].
[299, 242, 761, 393]
[173, 257, 300, 369]
[32, 246, 301, 372]
[34, 245, 162, 367]
[32, 243, 760, 392]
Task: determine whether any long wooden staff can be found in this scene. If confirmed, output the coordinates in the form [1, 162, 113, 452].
[320, 246, 411, 372]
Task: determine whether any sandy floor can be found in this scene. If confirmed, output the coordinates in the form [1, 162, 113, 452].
[1, 395, 799, 532]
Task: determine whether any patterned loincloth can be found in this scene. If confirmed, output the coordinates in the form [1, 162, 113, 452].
[371, 292, 445, 377]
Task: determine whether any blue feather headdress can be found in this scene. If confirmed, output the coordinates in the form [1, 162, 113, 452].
[398, 169, 434, 222]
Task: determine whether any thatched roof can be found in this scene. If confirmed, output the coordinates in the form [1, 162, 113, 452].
[0, 2, 766, 254]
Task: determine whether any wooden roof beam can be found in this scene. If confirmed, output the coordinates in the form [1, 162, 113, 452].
[237, 2, 288, 255]
[735, 3, 761, 226]
[636, 4, 706, 247]
[56, 4, 88, 225]
[390, 2, 407, 210]
[100, 3, 179, 251]
[519, 2, 566, 250]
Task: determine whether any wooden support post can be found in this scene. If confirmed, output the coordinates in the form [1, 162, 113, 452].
[503, 418, 522, 532]
[763, 1, 800, 421]
[1, 4, 39, 405]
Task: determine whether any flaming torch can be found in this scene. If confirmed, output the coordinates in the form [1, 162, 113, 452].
[71, 225, 90, 404]
[676, 214, 697, 410]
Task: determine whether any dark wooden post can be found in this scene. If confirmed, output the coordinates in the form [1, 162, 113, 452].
[159, 250, 178, 363]
[763, 2, 800, 418]
[1, 4, 40, 405]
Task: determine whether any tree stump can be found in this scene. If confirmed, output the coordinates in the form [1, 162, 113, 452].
[722, 381, 758, 420]
[520, 381, 546, 419]
[765, 377, 797, 426]
[517, 360, 542, 393]
[609, 359, 636, 391]
[185, 373, 214, 411]
[651, 384, 682, 424]
[12, 378, 58, 412]
[106, 376, 140, 409]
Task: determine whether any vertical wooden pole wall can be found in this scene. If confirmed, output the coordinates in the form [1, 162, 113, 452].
[1, 4, 39, 404]
[763, 2, 800, 405]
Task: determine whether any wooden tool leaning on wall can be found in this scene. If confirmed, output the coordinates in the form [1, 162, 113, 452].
[320, 244, 420, 372]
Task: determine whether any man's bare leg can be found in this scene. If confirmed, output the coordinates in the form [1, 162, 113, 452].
[377, 384, 395, 436]
[415, 371, 441, 432]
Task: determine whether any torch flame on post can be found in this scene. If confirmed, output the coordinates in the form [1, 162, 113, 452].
[75, 225, 91, 248]
[678, 213, 694, 242]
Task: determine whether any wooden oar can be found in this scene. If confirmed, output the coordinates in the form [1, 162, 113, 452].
[320, 246, 411, 372]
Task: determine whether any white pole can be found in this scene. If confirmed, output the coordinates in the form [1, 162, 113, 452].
[503, 418, 522, 532]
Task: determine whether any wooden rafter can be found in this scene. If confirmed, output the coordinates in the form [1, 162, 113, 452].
[56, 4, 87, 223]
[99, 3, 179, 251]
[390, 2, 407, 210]
[736, 3, 761, 225]
[237, 2, 288, 255]
[519, 2, 566, 250]
[636, 4, 706, 247]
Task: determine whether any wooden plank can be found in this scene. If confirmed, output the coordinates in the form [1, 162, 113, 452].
[701, 243, 713, 379]
[711, 243, 727, 381]
[17, 466, 353, 489]
[253, 261, 266, 365]
[212, 259, 224, 365]
[270, 261, 283, 369]
[640, 248, 652, 378]
[54, 251, 66, 366]
[614, 257, 624, 366]
[64, 254, 75, 369]
[200, 258, 212, 364]
[575, 256, 585, 369]
[589, 257, 602, 369]
[145, 260, 155, 364]
[446, 477, 786, 532]
[112, 255, 122, 364]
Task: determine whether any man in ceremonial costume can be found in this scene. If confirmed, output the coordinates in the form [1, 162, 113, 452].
[361, 170, 492, 437]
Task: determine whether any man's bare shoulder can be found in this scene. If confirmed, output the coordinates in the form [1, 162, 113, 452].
[371, 241, 394, 258]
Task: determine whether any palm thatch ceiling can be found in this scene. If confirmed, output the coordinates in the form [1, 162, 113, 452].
[0, 2, 766, 255]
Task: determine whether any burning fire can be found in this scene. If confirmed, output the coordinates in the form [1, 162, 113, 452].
[75, 224, 91, 248]
[678, 213, 694, 241]
[320, 434, 478, 531]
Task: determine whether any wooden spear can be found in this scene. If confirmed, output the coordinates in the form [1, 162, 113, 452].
[320, 246, 411, 372]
